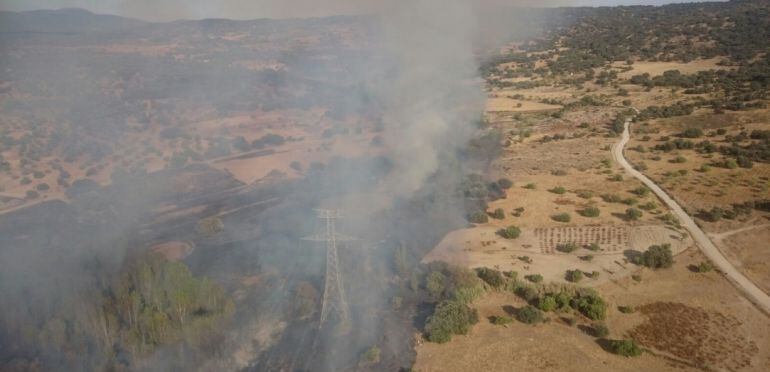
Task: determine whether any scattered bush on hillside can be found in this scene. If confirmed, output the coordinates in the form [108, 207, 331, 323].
[517, 305, 544, 325]
[609, 339, 642, 357]
[579, 206, 601, 217]
[497, 225, 522, 239]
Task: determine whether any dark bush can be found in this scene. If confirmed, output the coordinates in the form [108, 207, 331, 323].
[468, 211, 489, 224]
[517, 305, 544, 324]
[609, 339, 642, 357]
[579, 206, 600, 217]
[498, 178, 514, 189]
[425, 300, 479, 343]
[552, 213, 572, 223]
[476, 267, 505, 289]
[634, 244, 673, 269]
[557, 242, 579, 253]
[497, 225, 522, 239]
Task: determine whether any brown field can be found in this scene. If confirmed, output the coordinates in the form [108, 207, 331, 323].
[414, 249, 770, 371]
[612, 58, 729, 79]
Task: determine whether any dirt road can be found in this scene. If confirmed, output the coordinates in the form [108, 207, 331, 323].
[613, 119, 770, 314]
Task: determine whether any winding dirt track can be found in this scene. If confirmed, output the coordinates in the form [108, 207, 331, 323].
[613, 119, 770, 314]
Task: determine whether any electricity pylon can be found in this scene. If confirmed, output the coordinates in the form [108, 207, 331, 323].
[302, 209, 357, 325]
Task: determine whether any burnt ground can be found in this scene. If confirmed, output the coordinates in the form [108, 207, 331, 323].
[0, 158, 463, 371]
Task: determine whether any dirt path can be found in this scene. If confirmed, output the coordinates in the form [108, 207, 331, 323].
[613, 119, 770, 314]
[708, 224, 770, 242]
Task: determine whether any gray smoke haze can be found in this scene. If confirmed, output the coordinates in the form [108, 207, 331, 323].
[0, 0, 538, 370]
[0, 0, 717, 21]
[375, 0, 483, 198]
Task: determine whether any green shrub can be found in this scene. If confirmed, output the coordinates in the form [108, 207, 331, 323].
[498, 178, 514, 189]
[681, 128, 703, 138]
[552, 213, 571, 223]
[360, 346, 381, 365]
[618, 305, 635, 314]
[622, 198, 638, 206]
[593, 323, 610, 338]
[639, 201, 657, 211]
[696, 261, 714, 273]
[497, 225, 522, 239]
[577, 190, 595, 199]
[556, 242, 579, 253]
[524, 183, 537, 189]
[566, 270, 583, 283]
[586, 243, 600, 252]
[550, 186, 567, 194]
[632, 274, 642, 282]
[625, 208, 643, 221]
[634, 244, 673, 269]
[425, 300, 480, 343]
[610, 339, 642, 357]
[579, 206, 601, 217]
[672, 155, 687, 163]
[468, 211, 489, 224]
[491, 315, 514, 325]
[538, 296, 557, 312]
[609, 174, 624, 182]
[580, 255, 594, 262]
[601, 194, 622, 203]
[490, 208, 506, 220]
[517, 305, 544, 324]
[632, 186, 650, 197]
[572, 291, 607, 320]
[525, 274, 543, 283]
[476, 267, 505, 289]
[426, 271, 447, 299]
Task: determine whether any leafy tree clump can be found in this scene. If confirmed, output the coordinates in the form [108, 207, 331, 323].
[572, 289, 607, 320]
[425, 300, 479, 343]
[497, 225, 522, 239]
[633, 244, 674, 269]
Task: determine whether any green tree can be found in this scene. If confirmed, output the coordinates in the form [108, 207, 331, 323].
[425, 300, 479, 343]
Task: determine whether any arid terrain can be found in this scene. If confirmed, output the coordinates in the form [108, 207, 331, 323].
[416, 0, 770, 370]
[1, 1, 769, 372]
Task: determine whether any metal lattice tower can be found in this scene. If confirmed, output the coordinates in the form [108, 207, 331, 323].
[302, 209, 356, 325]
